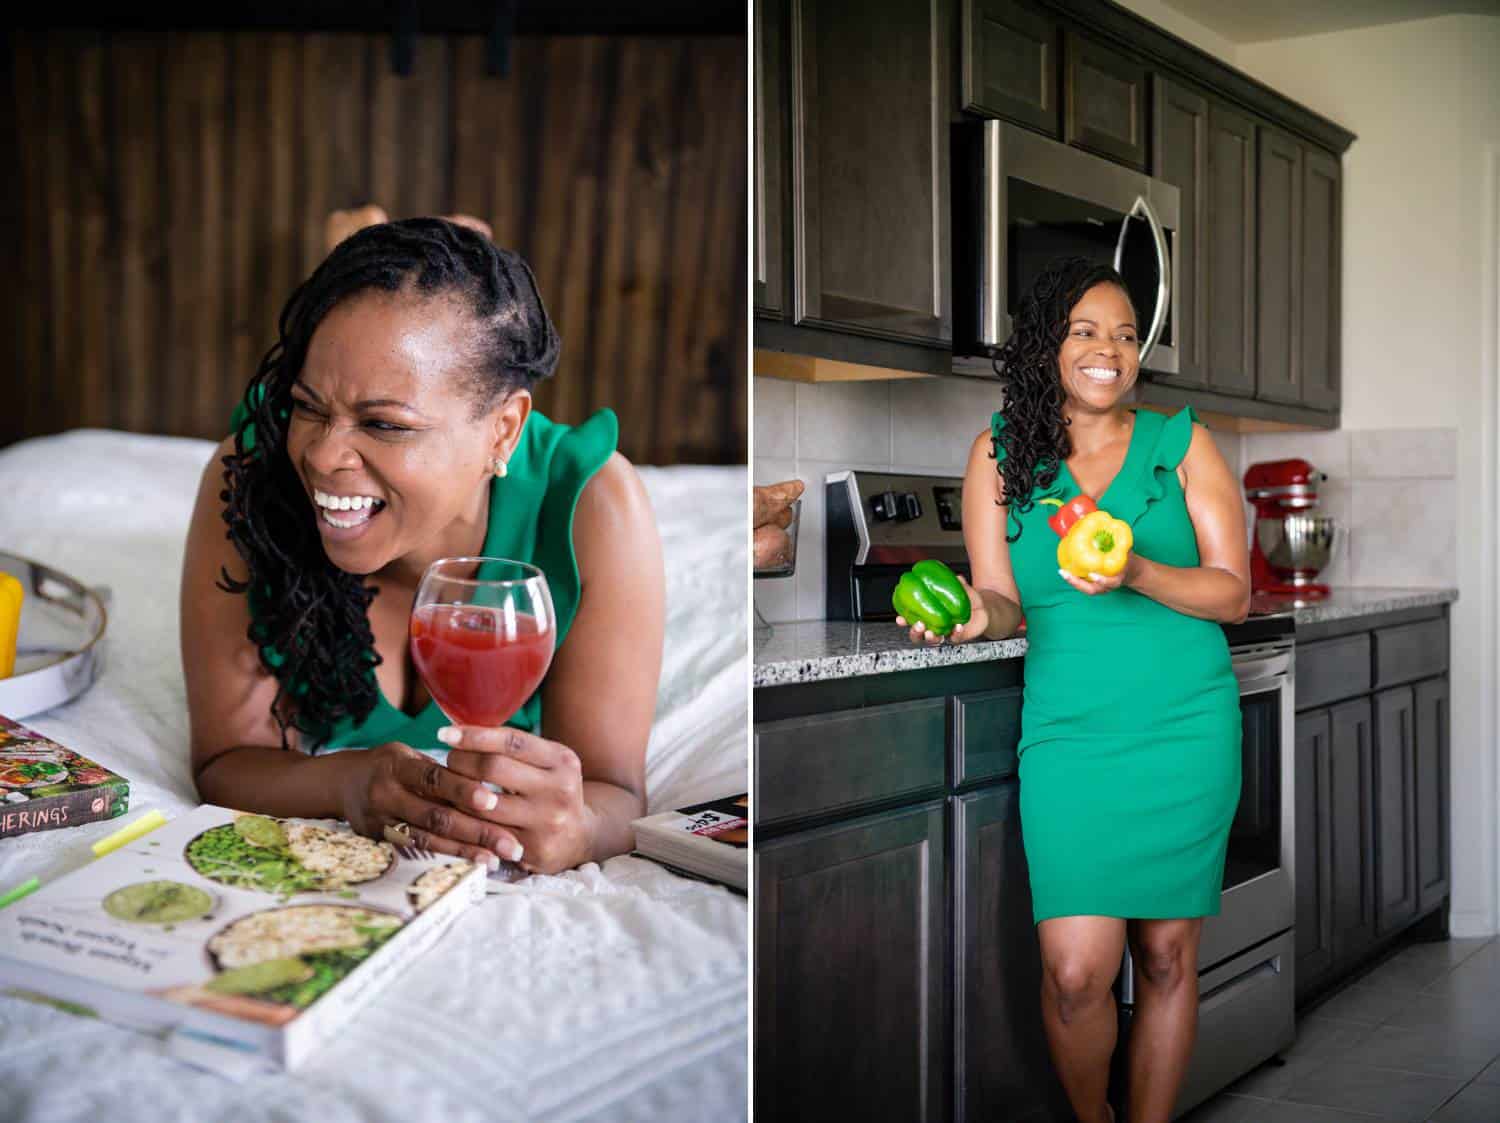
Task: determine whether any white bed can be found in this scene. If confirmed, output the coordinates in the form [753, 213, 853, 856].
[0, 430, 748, 1122]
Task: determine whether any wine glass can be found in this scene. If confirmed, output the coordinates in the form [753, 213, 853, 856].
[410, 557, 556, 881]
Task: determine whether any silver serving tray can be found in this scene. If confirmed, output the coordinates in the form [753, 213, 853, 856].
[0, 551, 108, 719]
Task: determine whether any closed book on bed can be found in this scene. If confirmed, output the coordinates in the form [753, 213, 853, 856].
[632, 794, 748, 891]
[0, 804, 485, 1071]
[0, 715, 129, 839]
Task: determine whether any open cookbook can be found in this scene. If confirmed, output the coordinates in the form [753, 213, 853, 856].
[0, 804, 485, 1071]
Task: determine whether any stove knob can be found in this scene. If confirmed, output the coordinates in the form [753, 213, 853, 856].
[870, 490, 899, 522]
[898, 492, 922, 522]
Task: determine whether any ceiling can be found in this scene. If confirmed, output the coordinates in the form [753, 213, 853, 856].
[1160, 0, 1499, 43]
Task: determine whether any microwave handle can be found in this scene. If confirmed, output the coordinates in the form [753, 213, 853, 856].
[1113, 195, 1172, 363]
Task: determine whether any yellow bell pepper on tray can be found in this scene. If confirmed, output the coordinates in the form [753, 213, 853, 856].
[1040, 496, 1133, 580]
[0, 570, 22, 678]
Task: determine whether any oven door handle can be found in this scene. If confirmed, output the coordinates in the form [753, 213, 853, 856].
[1231, 650, 1292, 689]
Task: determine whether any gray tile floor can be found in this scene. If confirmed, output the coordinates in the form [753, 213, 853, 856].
[1178, 936, 1500, 1123]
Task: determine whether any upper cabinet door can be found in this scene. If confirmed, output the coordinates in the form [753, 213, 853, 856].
[1151, 76, 1207, 388]
[755, 0, 787, 320]
[790, 0, 952, 346]
[962, 0, 1060, 136]
[1301, 146, 1342, 411]
[1256, 126, 1304, 406]
[1204, 101, 1258, 398]
[1064, 30, 1148, 170]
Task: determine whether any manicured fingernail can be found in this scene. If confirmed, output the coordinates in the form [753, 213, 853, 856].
[437, 726, 461, 746]
[506, 842, 524, 863]
[485, 854, 500, 872]
[474, 789, 498, 811]
[1058, 568, 1069, 579]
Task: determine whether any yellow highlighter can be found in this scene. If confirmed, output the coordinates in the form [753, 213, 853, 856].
[0, 570, 22, 679]
[91, 809, 168, 858]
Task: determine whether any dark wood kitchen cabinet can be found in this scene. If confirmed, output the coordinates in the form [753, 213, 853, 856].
[1300, 147, 1342, 411]
[756, 801, 948, 1122]
[1294, 709, 1334, 998]
[1203, 101, 1258, 398]
[1063, 29, 1147, 170]
[789, 0, 952, 346]
[1415, 677, 1451, 915]
[1150, 76, 1207, 389]
[1290, 604, 1451, 1009]
[953, 782, 1069, 1123]
[1255, 125, 1303, 408]
[1374, 685, 1419, 937]
[1328, 698, 1377, 970]
[754, 0, 786, 319]
[962, 0, 1060, 135]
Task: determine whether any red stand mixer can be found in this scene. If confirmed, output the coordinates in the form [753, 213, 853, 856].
[1244, 458, 1338, 609]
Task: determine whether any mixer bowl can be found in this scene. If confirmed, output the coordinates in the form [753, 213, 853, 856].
[1257, 514, 1337, 578]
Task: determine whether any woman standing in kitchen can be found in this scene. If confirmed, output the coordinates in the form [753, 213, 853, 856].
[900, 256, 1250, 1123]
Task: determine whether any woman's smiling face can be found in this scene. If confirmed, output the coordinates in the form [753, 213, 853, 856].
[1056, 281, 1140, 410]
[283, 289, 525, 578]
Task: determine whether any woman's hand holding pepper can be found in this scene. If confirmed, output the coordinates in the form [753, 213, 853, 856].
[338, 742, 525, 871]
[1058, 548, 1145, 596]
[897, 573, 989, 646]
[437, 725, 595, 875]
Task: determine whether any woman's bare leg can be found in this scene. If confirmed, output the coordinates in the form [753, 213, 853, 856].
[1125, 917, 1205, 1123]
[1036, 915, 1128, 1123]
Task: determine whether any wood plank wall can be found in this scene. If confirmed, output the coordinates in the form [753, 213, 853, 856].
[1, 30, 747, 466]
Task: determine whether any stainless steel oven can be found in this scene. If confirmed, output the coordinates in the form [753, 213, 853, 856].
[1116, 630, 1298, 1116]
[952, 119, 1182, 377]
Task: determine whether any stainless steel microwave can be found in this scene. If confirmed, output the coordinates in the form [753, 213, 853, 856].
[952, 119, 1182, 378]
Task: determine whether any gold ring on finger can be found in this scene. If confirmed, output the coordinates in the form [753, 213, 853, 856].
[383, 820, 414, 847]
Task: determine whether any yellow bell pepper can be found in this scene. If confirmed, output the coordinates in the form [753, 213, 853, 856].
[0, 570, 22, 679]
[1056, 509, 1133, 580]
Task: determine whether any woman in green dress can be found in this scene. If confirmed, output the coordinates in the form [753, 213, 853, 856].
[179, 218, 664, 877]
[899, 258, 1250, 1123]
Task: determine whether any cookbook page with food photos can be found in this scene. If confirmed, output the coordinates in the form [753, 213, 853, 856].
[0, 804, 485, 1069]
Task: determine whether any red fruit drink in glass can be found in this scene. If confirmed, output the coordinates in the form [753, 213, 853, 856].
[409, 604, 554, 727]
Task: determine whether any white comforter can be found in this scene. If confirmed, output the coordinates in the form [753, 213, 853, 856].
[0, 430, 748, 1122]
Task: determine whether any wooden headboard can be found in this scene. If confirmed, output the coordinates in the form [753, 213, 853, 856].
[0, 30, 746, 466]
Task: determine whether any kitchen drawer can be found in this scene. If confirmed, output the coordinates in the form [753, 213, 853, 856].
[1172, 930, 1296, 1116]
[1296, 633, 1371, 710]
[1374, 617, 1449, 689]
[755, 698, 947, 828]
[950, 687, 1023, 787]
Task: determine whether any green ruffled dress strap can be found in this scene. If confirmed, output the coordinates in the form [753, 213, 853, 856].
[1106, 406, 1200, 527]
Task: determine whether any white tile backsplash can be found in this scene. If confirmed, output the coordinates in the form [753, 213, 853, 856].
[1350, 428, 1458, 480]
[1242, 428, 1353, 485]
[889, 376, 1003, 473]
[795, 380, 893, 463]
[752, 377, 797, 460]
[1349, 478, 1457, 587]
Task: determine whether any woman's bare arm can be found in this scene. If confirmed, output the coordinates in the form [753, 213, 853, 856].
[1117, 422, 1251, 623]
[534, 452, 664, 863]
[179, 438, 364, 815]
[960, 429, 1026, 640]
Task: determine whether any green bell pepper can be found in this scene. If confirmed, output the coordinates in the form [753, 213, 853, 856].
[892, 559, 971, 636]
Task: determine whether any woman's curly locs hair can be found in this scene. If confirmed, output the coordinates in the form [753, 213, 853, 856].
[991, 255, 1133, 542]
[217, 218, 561, 749]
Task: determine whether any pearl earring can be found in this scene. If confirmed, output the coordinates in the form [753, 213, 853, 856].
[491, 457, 508, 479]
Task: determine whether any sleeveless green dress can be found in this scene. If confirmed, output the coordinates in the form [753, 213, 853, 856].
[230, 396, 618, 752]
[993, 405, 1241, 925]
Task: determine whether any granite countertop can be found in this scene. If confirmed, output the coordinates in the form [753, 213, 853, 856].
[754, 586, 1459, 688]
